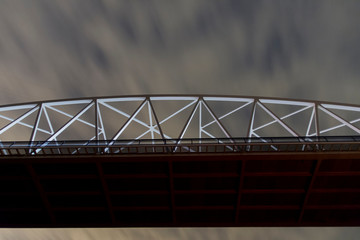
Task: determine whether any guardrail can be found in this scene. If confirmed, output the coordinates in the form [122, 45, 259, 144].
[1, 136, 360, 156]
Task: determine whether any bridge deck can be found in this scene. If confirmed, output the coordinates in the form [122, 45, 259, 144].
[0, 150, 360, 227]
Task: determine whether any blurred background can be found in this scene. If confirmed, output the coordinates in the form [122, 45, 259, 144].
[1, 0, 360, 105]
[0, 0, 360, 239]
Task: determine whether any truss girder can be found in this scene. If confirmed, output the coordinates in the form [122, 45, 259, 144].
[0, 96, 359, 143]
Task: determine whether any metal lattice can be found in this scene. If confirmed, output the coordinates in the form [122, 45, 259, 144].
[1, 95, 360, 144]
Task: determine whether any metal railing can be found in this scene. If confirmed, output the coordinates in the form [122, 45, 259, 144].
[1, 136, 360, 156]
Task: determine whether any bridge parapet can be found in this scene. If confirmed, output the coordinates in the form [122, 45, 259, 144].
[1, 136, 360, 156]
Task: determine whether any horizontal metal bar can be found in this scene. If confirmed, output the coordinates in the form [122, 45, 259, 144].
[305, 205, 360, 210]
[1, 136, 360, 156]
[175, 206, 234, 210]
[38, 174, 98, 179]
[241, 189, 306, 194]
[244, 172, 312, 177]
[104, 174, 168, 179]
[238, 205, 300, 210]
[316, 171, 360, 176]
[173, 173, 239, 178]
[174, 190, 237, 194]
[310, 188, 360, 193]
[109, 190, 169, 195]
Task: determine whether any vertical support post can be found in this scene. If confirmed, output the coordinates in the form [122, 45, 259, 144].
[95, 99, 99, 153]
[43, 105, 56, 140]
[199, 100, 202, 151]
[29, 104, 42, 154]
[29, 104, 42, 143]
[315, 103, 320, 137]
[305, 105, 315, 137]
[148, 99, 165, 140]
[148, 98, 168, 153]
[147, 99, 154, 142]
[314, 103, 321, 151]
[246, 100, 257, 152]
[199, 99, 203, 138]
[96, 101, 107, 141]
[95, 99, 99, 142]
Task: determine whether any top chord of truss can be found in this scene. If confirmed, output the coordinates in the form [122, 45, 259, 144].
[0, 95, 360, 144]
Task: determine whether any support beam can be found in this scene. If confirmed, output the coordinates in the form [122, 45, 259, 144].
[235, 160, 246, 223]
[168, 160, 177, 224]
[148, 98, 166, 141]
[315, 103, 320, 137]
[298, 159, 322, 223]
[246, 100, 257, 139]
[29, 104, 43, 142]
[95, 99, 99, 142]
[26, 163, 56, 224]
[96, 162, 116, 223]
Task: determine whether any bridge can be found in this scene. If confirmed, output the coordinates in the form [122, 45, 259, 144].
[0, 95, 360, 227]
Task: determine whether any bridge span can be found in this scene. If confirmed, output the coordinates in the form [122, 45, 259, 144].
[0, 95, 360, 227]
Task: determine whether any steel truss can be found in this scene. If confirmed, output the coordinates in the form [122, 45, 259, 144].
[0, 95, 360, 155]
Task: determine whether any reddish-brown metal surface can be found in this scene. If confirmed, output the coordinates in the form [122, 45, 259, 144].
[0, 151, 360, 227]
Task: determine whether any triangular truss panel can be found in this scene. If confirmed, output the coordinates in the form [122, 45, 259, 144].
[200, 102, 229, 139]
[281, 108, 314, 136]
[55, 105, 96, 141]
[0, 105, 36, 130]
[203, 97, 254, 138]
[318, 104, 360, 136]
[0, 104, 39, 141]
[150, 97, 198, 139]
[97, 97, 145, 141]
[0, 105, 39, 141]
[0, 96, 360, 142]
[257, 99, 314, 137]
[113, 101, 162, 141]
[251, 102, 281, 137]
[325, 105, 360, 127]
[35, 100, 94, 142]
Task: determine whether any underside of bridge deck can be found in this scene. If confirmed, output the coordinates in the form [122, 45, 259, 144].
[0, 151, 360, 227]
